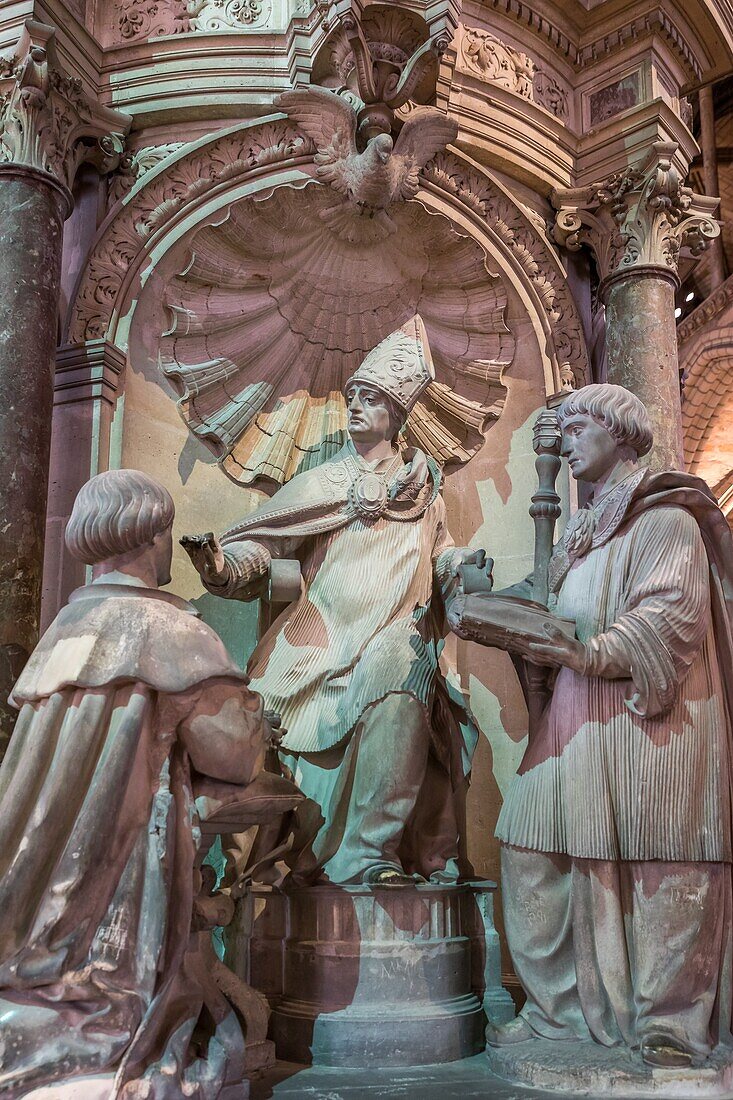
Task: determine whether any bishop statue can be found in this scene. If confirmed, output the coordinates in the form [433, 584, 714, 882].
[184, 316, 489, 887]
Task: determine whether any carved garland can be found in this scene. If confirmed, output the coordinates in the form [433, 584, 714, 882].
[67, 118, 588, 390]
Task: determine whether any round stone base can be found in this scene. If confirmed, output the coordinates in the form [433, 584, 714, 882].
[488, 1039, 733, 1098]
[271, 883, 485, 1067]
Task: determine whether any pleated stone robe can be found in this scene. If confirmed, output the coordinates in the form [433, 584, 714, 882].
[0, 583, 267, 1097]
[204, 442, 476, 885]
[497, 470, 733, 1055]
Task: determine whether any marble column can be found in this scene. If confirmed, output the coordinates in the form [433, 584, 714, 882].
[0, 21, 128, 753]
[603, 269, 682, 470]
[0, 167, 71, 749]
[553, 141, 720, 471]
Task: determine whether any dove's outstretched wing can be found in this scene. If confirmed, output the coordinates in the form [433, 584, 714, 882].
[392, 108, 459, 200]
[275, 87, 358, 196]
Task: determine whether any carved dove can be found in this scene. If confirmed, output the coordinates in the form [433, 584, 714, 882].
[275, 86, 458, 238]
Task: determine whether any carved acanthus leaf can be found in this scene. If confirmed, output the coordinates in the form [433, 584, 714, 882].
[107, 143, 187, 209]
[458, 26, 569, 121]
[553, 142, 720, 284]
[0, 22, 129, 196]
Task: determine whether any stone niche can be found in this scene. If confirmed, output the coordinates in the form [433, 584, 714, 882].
[157, 182, 515, 493]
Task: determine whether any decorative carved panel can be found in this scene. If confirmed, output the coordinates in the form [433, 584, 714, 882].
[457, 26, 570, 121]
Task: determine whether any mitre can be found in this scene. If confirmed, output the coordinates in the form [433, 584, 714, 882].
[344, 314, 435, 414]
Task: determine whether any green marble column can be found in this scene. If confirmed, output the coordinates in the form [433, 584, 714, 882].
[603, 267, 683, 471]
[0, 165, 71, 755]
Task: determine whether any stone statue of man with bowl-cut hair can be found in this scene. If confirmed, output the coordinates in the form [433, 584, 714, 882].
[487, 383, 733, 1071]
[0, 469, 271, 1097]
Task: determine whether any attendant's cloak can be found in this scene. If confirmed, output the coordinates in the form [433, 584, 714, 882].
[0, 584, 263, 1097]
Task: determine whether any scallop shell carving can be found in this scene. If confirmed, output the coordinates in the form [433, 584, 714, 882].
[159, 184, 515, 491]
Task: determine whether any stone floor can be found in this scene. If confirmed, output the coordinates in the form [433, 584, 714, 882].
[250, 1055, 588, 1100]
[250, 1052, 733, 1100]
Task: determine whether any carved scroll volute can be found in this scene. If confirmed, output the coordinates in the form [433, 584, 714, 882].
[552, 142, 720, 289]
[0, 20, 130, 201]
[530, 408, 562, 608]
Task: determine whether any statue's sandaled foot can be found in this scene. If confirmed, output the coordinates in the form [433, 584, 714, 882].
[363, 867, 426, 887]
[485, 1017, 539, 1047]
[640, 1032, 695, 1068]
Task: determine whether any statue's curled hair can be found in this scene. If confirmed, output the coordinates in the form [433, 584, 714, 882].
[65, 469, 175, 564]
[558, 383, 653, 458]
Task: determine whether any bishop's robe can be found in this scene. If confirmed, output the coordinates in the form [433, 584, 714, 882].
[496, 470, 733, 1055]
[205, 442, 476, 884]
[0, 582, 267, 1097]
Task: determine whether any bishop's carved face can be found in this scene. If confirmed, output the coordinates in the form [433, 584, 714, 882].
[561, 413, 623, 484]
[345, 382, 402, 445]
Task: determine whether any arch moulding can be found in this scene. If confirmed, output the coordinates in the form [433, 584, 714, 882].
[66, 114, 589, 406]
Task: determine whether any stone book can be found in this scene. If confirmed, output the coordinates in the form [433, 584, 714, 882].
[448, 594, 576, 651]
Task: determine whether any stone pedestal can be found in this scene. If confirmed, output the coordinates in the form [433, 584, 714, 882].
[489, 1038, 733, 1098]
[227, 882, 512, 1068]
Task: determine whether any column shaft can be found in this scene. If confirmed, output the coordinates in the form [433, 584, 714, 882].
[0, 167, 68, 751]
[698, 85, 726, 290]
[603, 270, 684, 471]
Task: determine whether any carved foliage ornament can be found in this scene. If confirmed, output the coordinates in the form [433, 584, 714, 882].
[0, 23, 128, 195]
[0, 22, 129, 195]
[553, 142, 720, 285]
[117, 0, 269, 41]
[68, 118, 588, 414]
[458, 26, 569, 121]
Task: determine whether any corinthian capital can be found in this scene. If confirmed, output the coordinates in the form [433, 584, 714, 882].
[552, 142, 720, 287]
[0, 20, 130, 203]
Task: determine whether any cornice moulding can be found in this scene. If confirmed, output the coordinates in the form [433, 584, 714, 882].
[470, 0, 731, 84]
[446, 71, 576, 193]
[55, 339, 126, 406]
[574, 97, 698, 187]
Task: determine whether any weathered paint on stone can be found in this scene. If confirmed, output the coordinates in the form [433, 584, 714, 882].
[0, 166, 67, 754]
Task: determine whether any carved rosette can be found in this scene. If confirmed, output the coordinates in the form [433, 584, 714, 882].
[552, 141, 720, 288]
[0, 22, 129, 201]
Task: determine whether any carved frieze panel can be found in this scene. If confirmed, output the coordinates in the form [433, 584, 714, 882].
[457, 26, 570, 122]
[113, 0, 285, 42]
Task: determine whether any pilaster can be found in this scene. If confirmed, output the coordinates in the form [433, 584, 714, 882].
[42, 341, 126, 631]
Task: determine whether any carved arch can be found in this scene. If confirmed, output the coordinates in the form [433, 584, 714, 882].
[66, 113, 589, 487]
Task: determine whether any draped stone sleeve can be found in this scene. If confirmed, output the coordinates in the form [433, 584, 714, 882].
[173, 677, 267, 785]
[583, 507, 711, 718]
[431, 494, 460, 599]
[203, 534, 303, 602]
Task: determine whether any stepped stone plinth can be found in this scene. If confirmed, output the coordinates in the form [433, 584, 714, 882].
[225, 880, 514, 1069]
